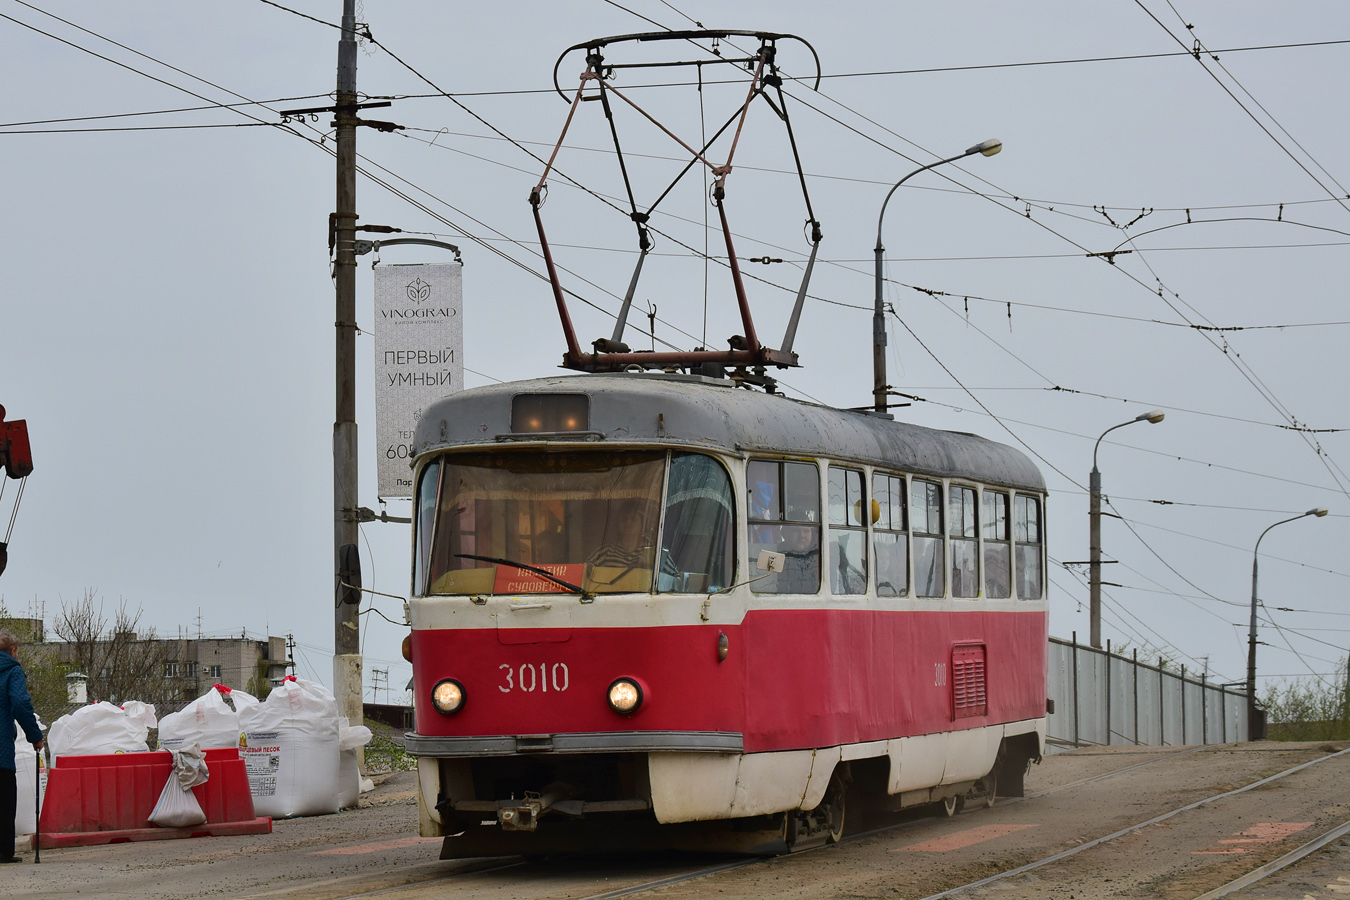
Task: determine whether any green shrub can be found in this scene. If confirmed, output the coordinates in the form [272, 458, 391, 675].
[1262, 659, 1349, 741]
[364, 722, 415, 774]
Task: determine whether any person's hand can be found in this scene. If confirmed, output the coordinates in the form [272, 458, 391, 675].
[32, 739, 44, 752]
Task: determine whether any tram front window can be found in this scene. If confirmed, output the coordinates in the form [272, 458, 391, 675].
[658, 453, 735, 593]
[418, 450, 733, 596]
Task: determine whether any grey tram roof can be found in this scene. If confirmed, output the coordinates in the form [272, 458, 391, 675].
[415, 373, 1046, 493]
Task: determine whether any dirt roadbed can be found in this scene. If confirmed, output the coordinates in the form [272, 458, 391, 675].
[8, 742, 1350, 900]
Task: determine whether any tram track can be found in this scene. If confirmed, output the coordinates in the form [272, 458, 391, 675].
[916, 745, 1350, 900]
[1191, 815, 1350, 899]
[269, 744, 1349, 900]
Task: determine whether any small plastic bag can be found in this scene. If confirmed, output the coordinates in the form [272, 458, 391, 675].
[148, 744, 210, 828]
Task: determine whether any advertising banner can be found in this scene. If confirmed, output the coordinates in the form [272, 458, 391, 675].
[373, 263, 463, 497]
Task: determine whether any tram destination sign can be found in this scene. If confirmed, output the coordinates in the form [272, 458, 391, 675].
[373, 263, 463, 498]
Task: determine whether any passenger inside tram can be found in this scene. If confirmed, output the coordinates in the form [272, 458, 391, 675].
[775, 523, 821, 593]
[585, 501, 657, 590]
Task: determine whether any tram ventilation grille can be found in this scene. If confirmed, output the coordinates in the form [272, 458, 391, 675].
[952, 644, 988, 719]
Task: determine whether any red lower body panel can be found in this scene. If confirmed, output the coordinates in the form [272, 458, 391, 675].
[411, 608, 1047, 753]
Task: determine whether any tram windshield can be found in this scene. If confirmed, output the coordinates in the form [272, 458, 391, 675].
[417, 450, 734, 596]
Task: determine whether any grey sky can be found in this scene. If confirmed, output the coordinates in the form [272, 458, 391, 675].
[2, 1, 1347, 703]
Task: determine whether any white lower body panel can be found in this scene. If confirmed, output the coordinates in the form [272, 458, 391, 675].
[649, 718, 1044, 824]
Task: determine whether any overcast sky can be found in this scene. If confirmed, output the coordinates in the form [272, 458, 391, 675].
[3, 1, 1348, 705]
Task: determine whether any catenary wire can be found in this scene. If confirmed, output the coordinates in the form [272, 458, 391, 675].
[1157, 0, 1350, 199]
[0, 93, 332, 128]
[31, 1, 1339, 682]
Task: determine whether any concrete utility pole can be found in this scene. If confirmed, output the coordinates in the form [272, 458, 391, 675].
[332, 0, 362, 732]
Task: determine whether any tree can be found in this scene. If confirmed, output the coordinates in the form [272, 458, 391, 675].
[52, 589, 187, 709]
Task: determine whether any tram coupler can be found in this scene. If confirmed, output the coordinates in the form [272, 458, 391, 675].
[497, 783, 576, 832]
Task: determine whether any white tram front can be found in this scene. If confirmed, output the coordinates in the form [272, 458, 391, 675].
[404, 371, 1048, 856]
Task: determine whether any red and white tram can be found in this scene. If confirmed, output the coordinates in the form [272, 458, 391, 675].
[404, 373, 1048, 856]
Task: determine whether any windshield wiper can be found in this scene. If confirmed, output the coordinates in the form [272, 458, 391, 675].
[454, 553, 595, 602]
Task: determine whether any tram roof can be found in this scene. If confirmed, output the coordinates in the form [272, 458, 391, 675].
[415, 373, 1046, 492]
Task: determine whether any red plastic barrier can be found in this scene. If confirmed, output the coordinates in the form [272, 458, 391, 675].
[40, 748, 269, 843]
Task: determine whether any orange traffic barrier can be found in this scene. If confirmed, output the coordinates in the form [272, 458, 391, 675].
[39, 747, 270, 847]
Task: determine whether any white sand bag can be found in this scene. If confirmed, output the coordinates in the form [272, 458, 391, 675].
[14, 716, 46, 836]
[159, 684, 258, 752]
[336, 717, 373, 810]
[148, 744, 210, 828]
[48, 701, 157, 759]
[240, 677, 341, 818]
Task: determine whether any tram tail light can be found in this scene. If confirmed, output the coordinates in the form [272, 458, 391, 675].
[401, 634, 413, 662]
[431, 679, 465, 714]
[607, 677, 644, 715]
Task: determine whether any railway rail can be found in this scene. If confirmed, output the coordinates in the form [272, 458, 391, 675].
[286, 743, 1349, 900]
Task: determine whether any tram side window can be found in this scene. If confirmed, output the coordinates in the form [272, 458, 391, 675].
[982, 490, 1012, 599]
[413, 459, 442, 596]
[658, 453, 735, 593]
[1015, 494, 1044, 600]
[872, 473, 908, 597]
[827, 467, 867, 596]
[949, 485, 979, 599]
[748, 459, 820, 594]
[911, 479, 945, 598]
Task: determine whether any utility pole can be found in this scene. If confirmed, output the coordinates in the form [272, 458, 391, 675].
[332, 0, 362, 734]
[371, 666, 389, 705]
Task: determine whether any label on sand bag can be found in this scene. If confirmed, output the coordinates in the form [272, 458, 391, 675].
[242, 731, 283, 797]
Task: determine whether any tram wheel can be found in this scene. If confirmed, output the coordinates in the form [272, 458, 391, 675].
[940, 794, 963, 817]
[980, 771, 998, 809]
[823, 769, 847, 844]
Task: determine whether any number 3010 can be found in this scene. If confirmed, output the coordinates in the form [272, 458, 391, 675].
[499, 663, 570, 693]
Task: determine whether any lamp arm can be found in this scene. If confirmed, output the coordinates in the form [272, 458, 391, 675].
[874, 151, 970, 251]
[1092, 420, 1135, 471]
[1254, 511, 1315, 558]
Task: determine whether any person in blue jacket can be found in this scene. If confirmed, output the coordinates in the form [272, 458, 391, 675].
[1, 630, 44, 863]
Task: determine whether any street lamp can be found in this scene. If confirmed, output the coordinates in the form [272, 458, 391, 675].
[1247, 506, 1328, 740]
[872, 138, 1002, 414]
[1089, 410, 1165, 649]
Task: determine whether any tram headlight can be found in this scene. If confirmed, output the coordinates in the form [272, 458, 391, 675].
[607, 677, 644, 715]
[431, 679, 465, 715]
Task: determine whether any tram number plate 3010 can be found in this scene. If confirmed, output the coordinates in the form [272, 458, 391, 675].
[499, 662, 570, 693]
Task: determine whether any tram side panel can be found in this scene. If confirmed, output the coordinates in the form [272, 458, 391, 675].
[738, 606, 1048, 752]
[407, 608, 1046, 744]
[649, 604, 1047, 821]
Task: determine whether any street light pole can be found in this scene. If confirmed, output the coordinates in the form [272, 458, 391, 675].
[1247, 506, 1328, 740]
[872, 139, 1001, 414]
[1089, 410, 1164, 649]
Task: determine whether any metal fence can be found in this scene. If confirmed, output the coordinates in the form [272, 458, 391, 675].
[1047, 634, 1247, 750]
